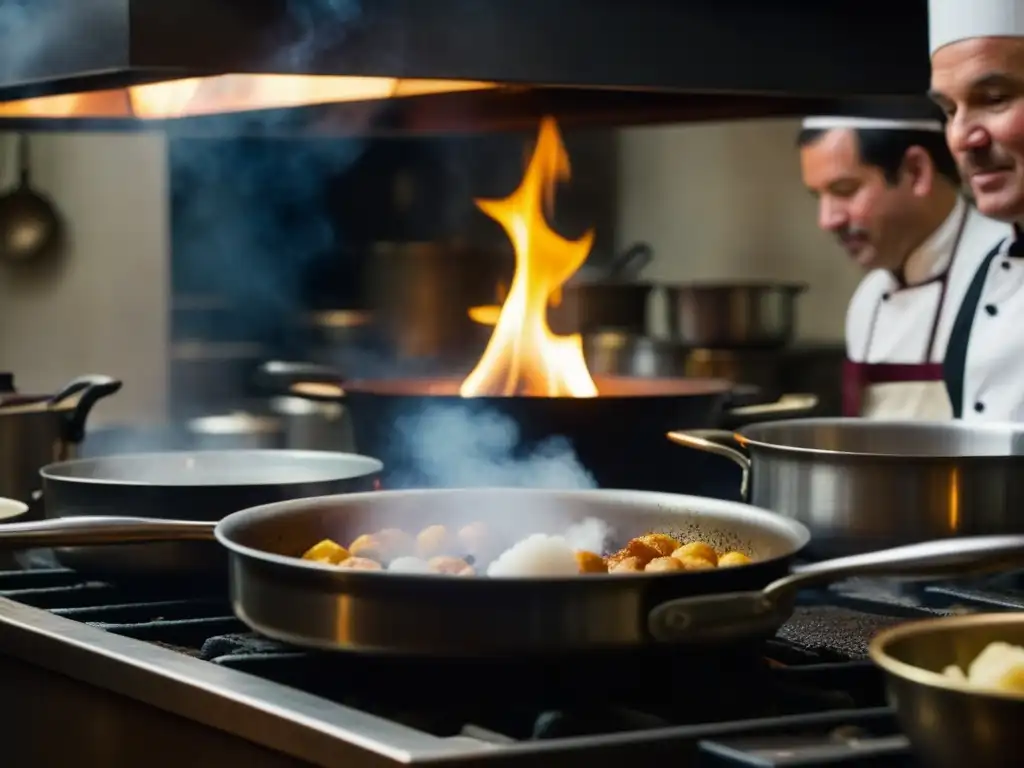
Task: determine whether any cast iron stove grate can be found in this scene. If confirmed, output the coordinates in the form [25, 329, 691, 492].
[4, 567, 1021, 766]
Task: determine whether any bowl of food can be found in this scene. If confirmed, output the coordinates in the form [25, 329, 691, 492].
[869, 612, 1024, 768]
[0, 497, 28, 522]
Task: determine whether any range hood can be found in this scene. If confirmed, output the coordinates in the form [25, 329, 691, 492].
[0, 0, 930, 132]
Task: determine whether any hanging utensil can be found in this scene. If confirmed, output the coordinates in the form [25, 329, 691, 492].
[0, 133, 63, 264]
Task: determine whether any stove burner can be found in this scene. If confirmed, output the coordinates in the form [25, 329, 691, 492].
[2, 566, 1020, 765]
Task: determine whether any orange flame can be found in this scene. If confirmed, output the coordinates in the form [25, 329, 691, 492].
[460, 117, 597, 398]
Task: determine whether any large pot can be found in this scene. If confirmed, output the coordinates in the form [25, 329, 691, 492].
[0, 373, 122, 505]
[663, 281, 806, 348]
[260, 362, 817, 497]
[668, 418, 1024, 558]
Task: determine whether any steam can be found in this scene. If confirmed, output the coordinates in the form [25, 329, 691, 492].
[563, 517, 610, 554]
[388, 403, 596, 490]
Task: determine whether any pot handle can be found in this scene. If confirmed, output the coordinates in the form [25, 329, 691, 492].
[722, 393, 818, 427]
[0, 515, 216, 547]
[648, 534, 1024, 644]
[666, 429, 751, 496]
[257, 361, 347, 401]
[48, 375, 123, 443]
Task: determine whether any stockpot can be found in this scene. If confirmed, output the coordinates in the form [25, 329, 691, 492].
[668, 418, 1024, 558]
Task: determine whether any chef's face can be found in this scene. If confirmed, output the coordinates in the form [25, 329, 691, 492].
[931, 37, 1024, 223]
[800, 129, 922, 272]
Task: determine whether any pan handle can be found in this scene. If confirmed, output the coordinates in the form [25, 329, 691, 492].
[721, 393, 818, 427]
[666, 429, 751, 496]
[256, 361, 347, 402]
[647, 534, 1024, 644]
[0, 516, 216, 548]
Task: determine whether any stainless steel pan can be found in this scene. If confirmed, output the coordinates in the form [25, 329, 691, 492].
[662, 281, 806, 348]
[870, 613, 1024, 768]
[0, 488, 1023, 656]
[34, 450, 383, 579]
[668, 418, 1024, 557]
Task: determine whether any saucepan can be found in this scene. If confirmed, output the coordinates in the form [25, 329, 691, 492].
[870, 613, 1024, 768]
[0, 488, 1023, 658]
[29, 450, 382, 580]
[668, 418, 1024, 557]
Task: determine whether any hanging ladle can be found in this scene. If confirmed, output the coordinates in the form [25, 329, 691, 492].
[0, 133, 63, 264]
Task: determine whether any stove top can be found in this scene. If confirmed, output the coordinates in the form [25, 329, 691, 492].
[0, 567, 1020, 767]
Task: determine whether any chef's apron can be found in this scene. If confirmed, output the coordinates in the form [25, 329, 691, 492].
[842, 208, 969, 419]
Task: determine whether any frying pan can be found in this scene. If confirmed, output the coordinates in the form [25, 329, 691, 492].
[0, 488, 1023, 657]
[258, 361, 818, 496]
[870, 613, 1024, 768]
[33, 450, 383, 579]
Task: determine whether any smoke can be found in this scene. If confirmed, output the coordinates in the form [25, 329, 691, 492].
[166, 2, 376, 351]
[388, 403, 596, 491]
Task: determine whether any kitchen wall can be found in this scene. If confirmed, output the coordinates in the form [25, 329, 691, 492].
[617, 118, 861, 341]
[0, 132, 169, 425]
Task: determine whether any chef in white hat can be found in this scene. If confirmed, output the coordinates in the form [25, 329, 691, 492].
[929, 0, 1024, 420]
[798, 110, 1010, 419]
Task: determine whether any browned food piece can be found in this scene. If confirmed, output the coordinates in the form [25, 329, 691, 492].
[416, 525, 453, 558]
[609, 555, 644, 573]
[718, 551, 753, 567]
[674, 555, 716, 571]
[375, 528, 413, 558]
[348, 533, 384, 560]
[672, 542, 718, 566]
[302, 539, 350, 564]
[457, 522, 489, 557]
[427, 556, 475, 576]
[607, 539, 662, 569]
[336, 556, 383, 570]
[637, 533, 681, 558]
[575, 550, 608, 574]
[645, 556, 685, 573]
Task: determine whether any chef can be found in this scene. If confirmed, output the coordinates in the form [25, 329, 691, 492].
[929, 0, 1024, 421]
[798, 109, 1010, 419]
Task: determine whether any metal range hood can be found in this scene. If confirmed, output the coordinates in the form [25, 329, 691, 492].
[0, 0, 931, 134]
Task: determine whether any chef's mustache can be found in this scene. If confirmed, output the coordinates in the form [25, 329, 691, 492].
[961, 146, 1015, 176]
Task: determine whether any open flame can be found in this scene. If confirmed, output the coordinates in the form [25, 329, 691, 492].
[460, 117, 597, 398]
[0, 75, 495, 120]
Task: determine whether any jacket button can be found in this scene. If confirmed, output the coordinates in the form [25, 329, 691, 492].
[1003, 261, 1012, 270]
[975, 401, 986, 413]
[881, 293, 891, 302]
[985, 304, 998, 316]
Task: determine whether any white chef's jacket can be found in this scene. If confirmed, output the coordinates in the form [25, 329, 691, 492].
[944, 223, 1024, 421]
[844, 199, 1011, 419]
[846, 198, 1011, 365]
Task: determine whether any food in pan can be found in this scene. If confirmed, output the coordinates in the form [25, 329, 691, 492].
[603, 533, 752, 574]
[575, 550, 607, 573]
[942, 641, 1024, 693]
[300, 520, 757, 577]
[717, 551, 753, 567]
[335, 556, 383, 571]
[486, 533, 579, 577]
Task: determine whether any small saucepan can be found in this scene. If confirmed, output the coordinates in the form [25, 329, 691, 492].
[0, 489, 1022, 659]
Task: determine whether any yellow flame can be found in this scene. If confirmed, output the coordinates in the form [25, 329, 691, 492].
[0, 75, 495, 119]
[460, 117, 597, 398]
